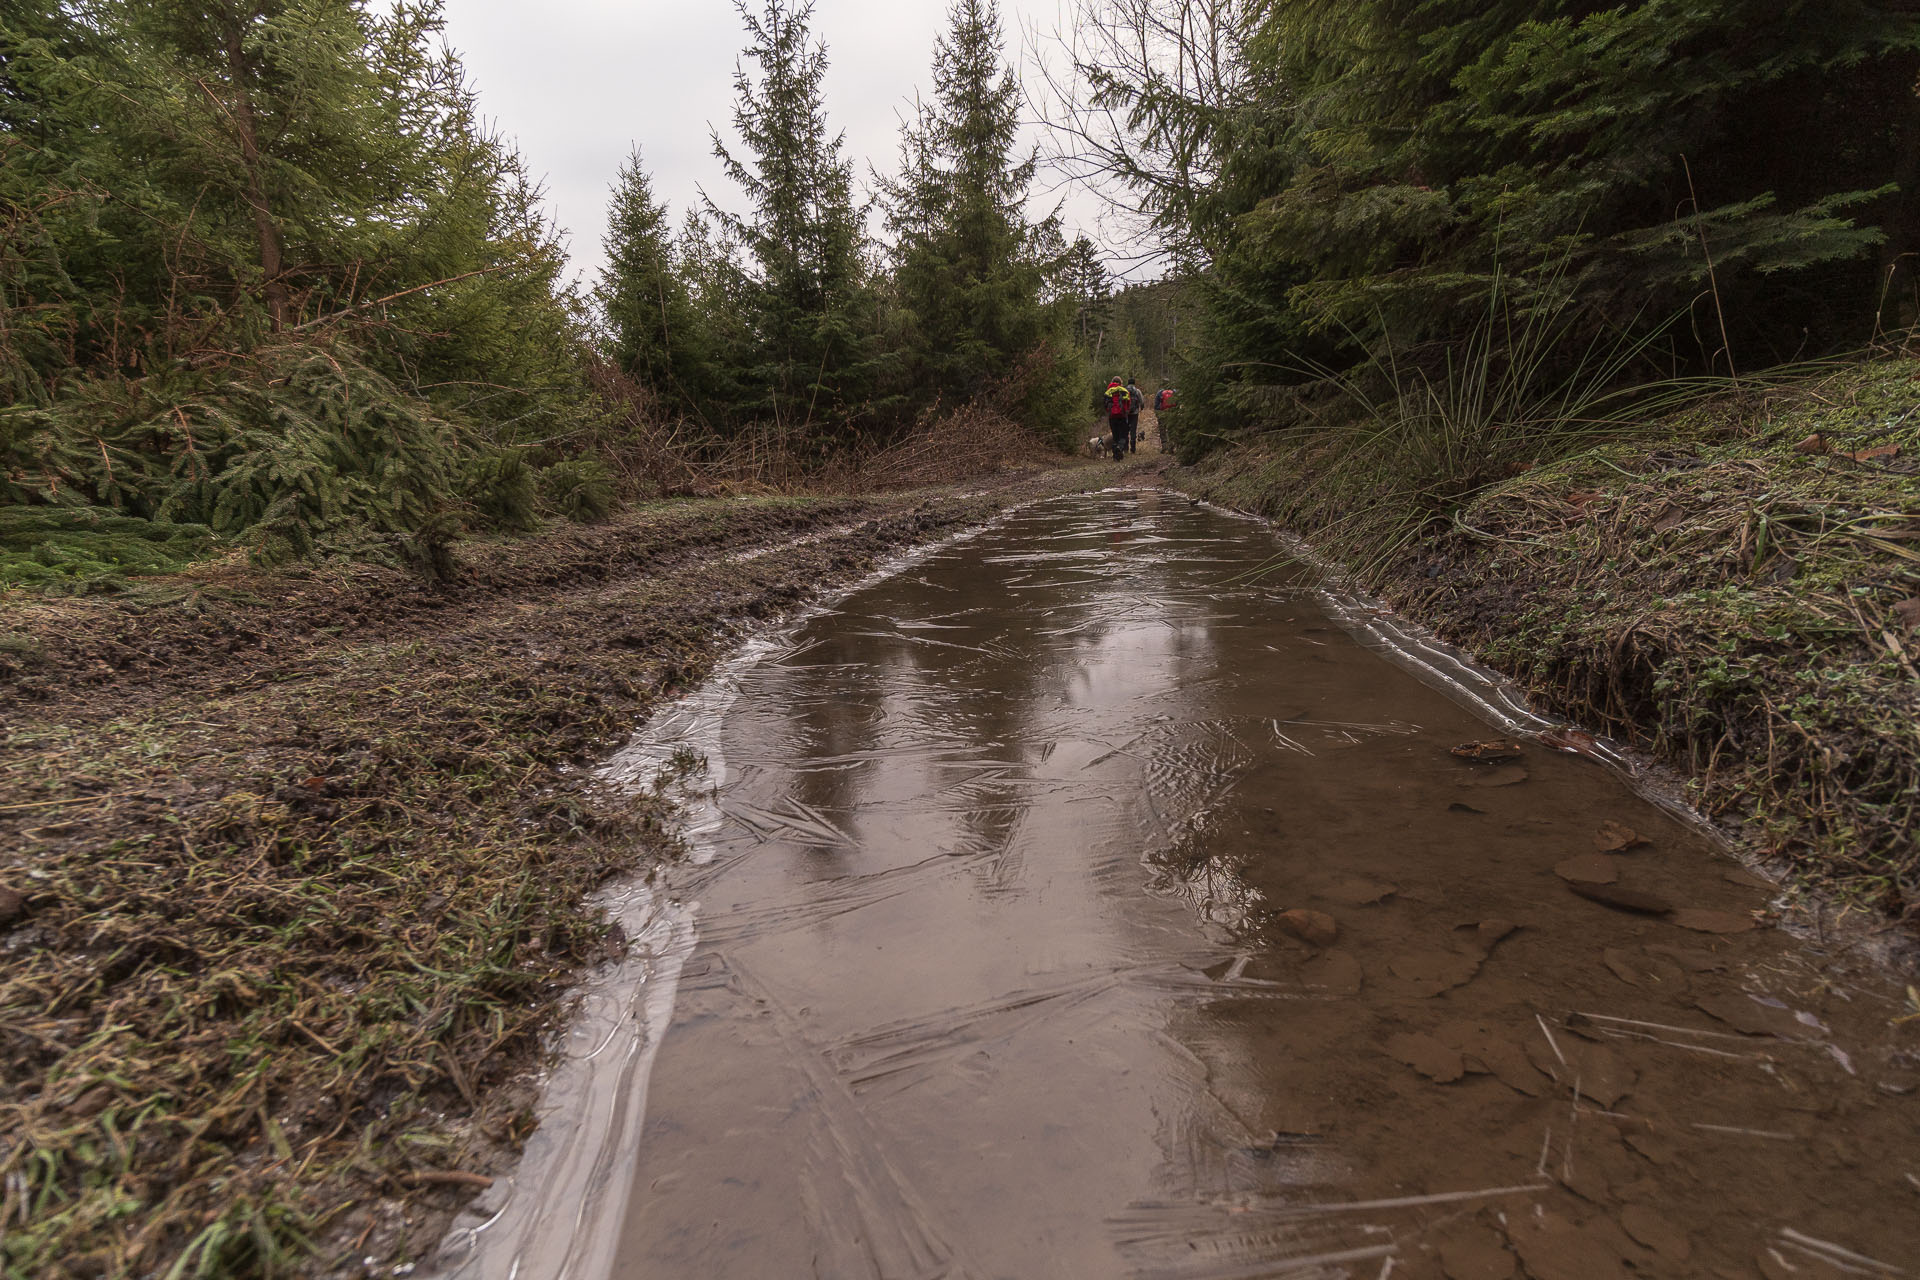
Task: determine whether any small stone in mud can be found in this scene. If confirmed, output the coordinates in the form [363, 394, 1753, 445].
[1276, 908, 1338, 947]
[1670, 907, 1757, 934]
[1619, 1205, 1691, 1263]
[1567, 881, 1673, 915]
[1385, 1031, 1465, 1083]
[1555, 854, 1619, 885]
[1594, 820, 1648, 852]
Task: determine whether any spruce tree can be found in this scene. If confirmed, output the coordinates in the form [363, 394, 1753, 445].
[1063, 236, 1113, 360]
[110, 0, 427, 332]
[886, 0, 1052, 407]
[597, 148, 707, 412]
[707, 0, 876, 439]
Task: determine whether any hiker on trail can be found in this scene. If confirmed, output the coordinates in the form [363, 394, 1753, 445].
[1104, 376, 1131, 459]
[1124, 375, 1143, 454]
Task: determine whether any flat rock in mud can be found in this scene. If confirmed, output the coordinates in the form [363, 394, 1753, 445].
[1619, 1204, 1691, 1263]
[1387, 920, 1516, 997]
[1555, 854, 1620, 885]
[1384, 1031, 1466, 1083]
[1462, 918, 1519, 955]
[1436, 1020, 1542, 1096]
[1319, 876, 1397, 906]
[1696, 993, 1825, 1040]
[1526, 1036, 1637, 1108]
[1593, 820, 1648, 852]
[1567, 881, 1673, 915]
[1300, 949, 1364, 996]
[1277, 908, 1339, 947]
[1506, 1211, 1632, 1280]
[1645, 942, 1729, 972]
[1620, 1123, 1678, 1168]
[1670, 907, 1757, 934]
[1559, 1155, 1613, 1207]
[1390, 949, 1484, 997]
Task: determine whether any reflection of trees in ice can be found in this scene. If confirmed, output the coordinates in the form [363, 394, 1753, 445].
[1142, 809, 1264, 933]
[1134, 711, 1421, 935]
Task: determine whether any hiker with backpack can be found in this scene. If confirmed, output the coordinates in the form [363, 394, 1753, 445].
[1124, 375, 1143, 453]
[1103, 377, 1131, 459]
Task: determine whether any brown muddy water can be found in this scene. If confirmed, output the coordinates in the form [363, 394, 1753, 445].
[433, 489, 1920, 1280]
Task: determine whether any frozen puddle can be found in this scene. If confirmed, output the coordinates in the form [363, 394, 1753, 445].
[431, 489, 1920, 1279]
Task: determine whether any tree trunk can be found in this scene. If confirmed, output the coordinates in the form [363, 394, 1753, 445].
[222, 21, 288, 330]
[1881, 105, 1920, 333]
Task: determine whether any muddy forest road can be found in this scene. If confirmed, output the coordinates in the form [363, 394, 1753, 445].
[439, 488, 1919, 1280]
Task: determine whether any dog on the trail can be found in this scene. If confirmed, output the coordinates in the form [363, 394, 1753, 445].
[1086, 435, 1112, 459]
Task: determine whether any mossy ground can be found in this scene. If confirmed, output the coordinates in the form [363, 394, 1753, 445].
[1173, 356, 1920, 929]
[0, 462, 1119, 1279]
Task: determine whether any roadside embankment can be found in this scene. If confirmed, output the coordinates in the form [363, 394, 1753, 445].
[0, 462, 1122, 1279]
[1169, 357, 1920, 935]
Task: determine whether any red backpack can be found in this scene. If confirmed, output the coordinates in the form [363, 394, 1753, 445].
[1107, 386, 1128, 416]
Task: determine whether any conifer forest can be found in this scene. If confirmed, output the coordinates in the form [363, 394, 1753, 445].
[4, 1, 1913, 580]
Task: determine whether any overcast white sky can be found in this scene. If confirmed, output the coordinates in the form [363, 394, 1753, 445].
[433, 0, 1124, 291]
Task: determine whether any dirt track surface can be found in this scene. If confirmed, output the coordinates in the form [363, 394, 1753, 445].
[436, 488, 1920, 1280]
[0, 465, 1130, 1278]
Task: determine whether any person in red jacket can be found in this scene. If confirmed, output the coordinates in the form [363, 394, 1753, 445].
[1103, 377, 1131, 459]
